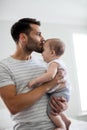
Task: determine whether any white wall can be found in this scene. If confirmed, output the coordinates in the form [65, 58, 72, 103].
[0, 20, 87, 120]
[0, 20, 16, 60]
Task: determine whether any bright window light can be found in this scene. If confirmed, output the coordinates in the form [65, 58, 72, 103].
[73, 33, 87, 112]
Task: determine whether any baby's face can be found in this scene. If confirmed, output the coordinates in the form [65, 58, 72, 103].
[42, 41, 52, 63]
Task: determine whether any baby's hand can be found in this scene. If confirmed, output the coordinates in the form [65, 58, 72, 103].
[28, 80, 36, 88]
[28, 81, 33, 88]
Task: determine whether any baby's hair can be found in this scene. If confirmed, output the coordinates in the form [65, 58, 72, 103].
[46, 38, 65, 56]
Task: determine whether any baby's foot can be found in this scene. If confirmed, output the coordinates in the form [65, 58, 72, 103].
[66, 120, 71, 130]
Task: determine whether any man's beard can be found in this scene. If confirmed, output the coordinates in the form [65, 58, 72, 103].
[24, 37, 43, 54]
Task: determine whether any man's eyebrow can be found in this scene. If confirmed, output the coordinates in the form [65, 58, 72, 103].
[37, 31, 41, 34]
[36, 32, 42, 36]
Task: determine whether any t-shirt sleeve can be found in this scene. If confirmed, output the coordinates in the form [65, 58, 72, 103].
[0, 63, 15, 88]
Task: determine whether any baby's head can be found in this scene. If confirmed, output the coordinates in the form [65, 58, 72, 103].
[42, 38, 65, 62]
[47, 38, 65, 56]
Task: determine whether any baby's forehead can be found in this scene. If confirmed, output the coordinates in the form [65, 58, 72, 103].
[43, 41, 50, 47]
[44, 40, 51, 45]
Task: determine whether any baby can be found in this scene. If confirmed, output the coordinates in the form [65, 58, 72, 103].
[28, 38, 71, 130]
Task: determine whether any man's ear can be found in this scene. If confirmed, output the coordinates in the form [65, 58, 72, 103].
[19, 33, 27, 43]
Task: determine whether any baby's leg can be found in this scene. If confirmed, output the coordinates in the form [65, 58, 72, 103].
[47, 95, 66, 130]
[49, 113, 66, 130]
[60, 113, 71, 130]
[47, 87, 70, 130]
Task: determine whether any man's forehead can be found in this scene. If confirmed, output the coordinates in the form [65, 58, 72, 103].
[30, 24, 40, 31]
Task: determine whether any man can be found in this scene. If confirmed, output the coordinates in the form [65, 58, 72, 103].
[0, 18, 68, 130]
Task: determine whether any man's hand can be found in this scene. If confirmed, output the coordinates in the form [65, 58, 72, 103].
[49, 96, 68, 116]
[56, 68, 66, 84]
[52, 68, 66, 91]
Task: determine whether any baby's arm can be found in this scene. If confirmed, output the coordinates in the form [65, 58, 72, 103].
[28, 62, 58, 88]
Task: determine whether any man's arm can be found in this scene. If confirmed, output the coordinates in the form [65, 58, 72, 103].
[0, 66, 67, 115]
[0, 77, 58, 115]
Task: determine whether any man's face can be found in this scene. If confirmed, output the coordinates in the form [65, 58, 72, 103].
[24, 24, 45, 53]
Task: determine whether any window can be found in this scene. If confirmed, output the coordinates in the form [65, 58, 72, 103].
[73, 33, 87, 112]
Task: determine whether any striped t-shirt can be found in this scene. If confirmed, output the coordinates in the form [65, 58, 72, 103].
[0, 56, 55, 130]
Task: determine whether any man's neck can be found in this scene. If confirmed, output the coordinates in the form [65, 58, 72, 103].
[12, 50, 32, 60]
[12, 44, 32, 60]
[12, 54, 31, 60]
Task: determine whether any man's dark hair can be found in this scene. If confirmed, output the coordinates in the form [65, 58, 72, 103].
[11, 18, 40, 42]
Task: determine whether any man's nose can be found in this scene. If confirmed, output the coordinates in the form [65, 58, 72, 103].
[42, 40, 45, 44]
[41, 35, 45, 41]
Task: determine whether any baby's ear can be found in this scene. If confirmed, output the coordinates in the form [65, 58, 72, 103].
[51, 50, 56, 55]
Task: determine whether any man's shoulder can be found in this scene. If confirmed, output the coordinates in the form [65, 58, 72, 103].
[0, 57, 11, 64]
